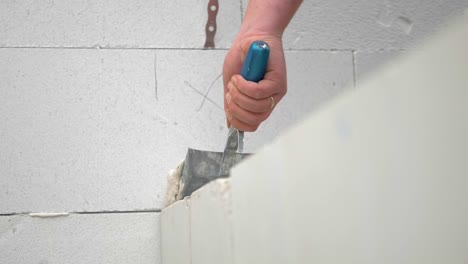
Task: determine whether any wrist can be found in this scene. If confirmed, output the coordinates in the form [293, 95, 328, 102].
[233, 31, 282, 56]
[239, 0, 303, 39]
[238, 19, 285, 39]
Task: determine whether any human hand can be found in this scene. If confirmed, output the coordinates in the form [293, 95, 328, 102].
[222, 34, 287, 132]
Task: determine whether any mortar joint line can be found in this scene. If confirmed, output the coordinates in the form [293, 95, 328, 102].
[154, 52, 159, 101]
[0, 209, 162, 217]
[352, 50, 357, 88]
[240, 0, 244, 22]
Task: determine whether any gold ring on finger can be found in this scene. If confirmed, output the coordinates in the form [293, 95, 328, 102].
[269, 96, 275, 109]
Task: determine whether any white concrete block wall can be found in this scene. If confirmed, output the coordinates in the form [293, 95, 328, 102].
[0, 213, 160, 264]
[160, 179, 234, 264]
[0, 48, 353, 214]
[161, 16, 468, 263]
[190, 179, 233, 264]
[161, 199, 191, 264]
[2, 0, 467, 263]
[0, 0, 241, 48]
[0, 48, 162, 213]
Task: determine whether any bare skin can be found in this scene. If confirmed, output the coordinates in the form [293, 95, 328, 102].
[223, 0, 303, 131]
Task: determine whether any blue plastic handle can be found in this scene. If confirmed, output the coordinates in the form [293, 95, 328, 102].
[241, 41, 270, 82]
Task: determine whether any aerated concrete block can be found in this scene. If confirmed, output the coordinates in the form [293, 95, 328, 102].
[0, 48, 166, 212]
[161, 199, 191, 264]
[0, 0, 241, 48]
[160, 179, 234, 264]
[190, 179, 233, 264]
[0, 213, 161, 264]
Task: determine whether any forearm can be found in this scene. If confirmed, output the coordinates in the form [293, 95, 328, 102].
[239, 0, 303, 38]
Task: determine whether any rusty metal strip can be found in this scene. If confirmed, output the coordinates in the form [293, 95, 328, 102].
[204, 0, 219, 48]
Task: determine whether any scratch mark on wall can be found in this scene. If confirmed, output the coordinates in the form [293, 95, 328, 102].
[240, 0, 244, 22]
[376, 1, 413, 35]
[184, 81, 223, 111]
[197, 73, 222, 111]
[376, 0, 394, 27]
[154, 53, 159, 101]
[395, 16, 414, 35]
[155, 113, 169, 124]
[291, 30, 306, 47]
[352, 50, 356, 88]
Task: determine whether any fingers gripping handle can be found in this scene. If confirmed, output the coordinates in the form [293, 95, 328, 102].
[231, 41, 269, 152]
[241, 41, 270, 82]
[222, 40, 269, 174]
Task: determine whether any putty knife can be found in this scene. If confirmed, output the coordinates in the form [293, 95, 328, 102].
[177, 40, 270, 199]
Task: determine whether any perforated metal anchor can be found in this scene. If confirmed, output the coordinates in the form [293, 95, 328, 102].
[204, 0, 218, 48]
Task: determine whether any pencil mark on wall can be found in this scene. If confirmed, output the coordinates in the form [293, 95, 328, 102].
[184, 80, 223, 111]
[197, 73, 223, 111]
[154, 53, 159, 101]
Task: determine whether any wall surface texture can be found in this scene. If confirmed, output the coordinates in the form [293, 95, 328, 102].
[1, 0, 467, 263]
